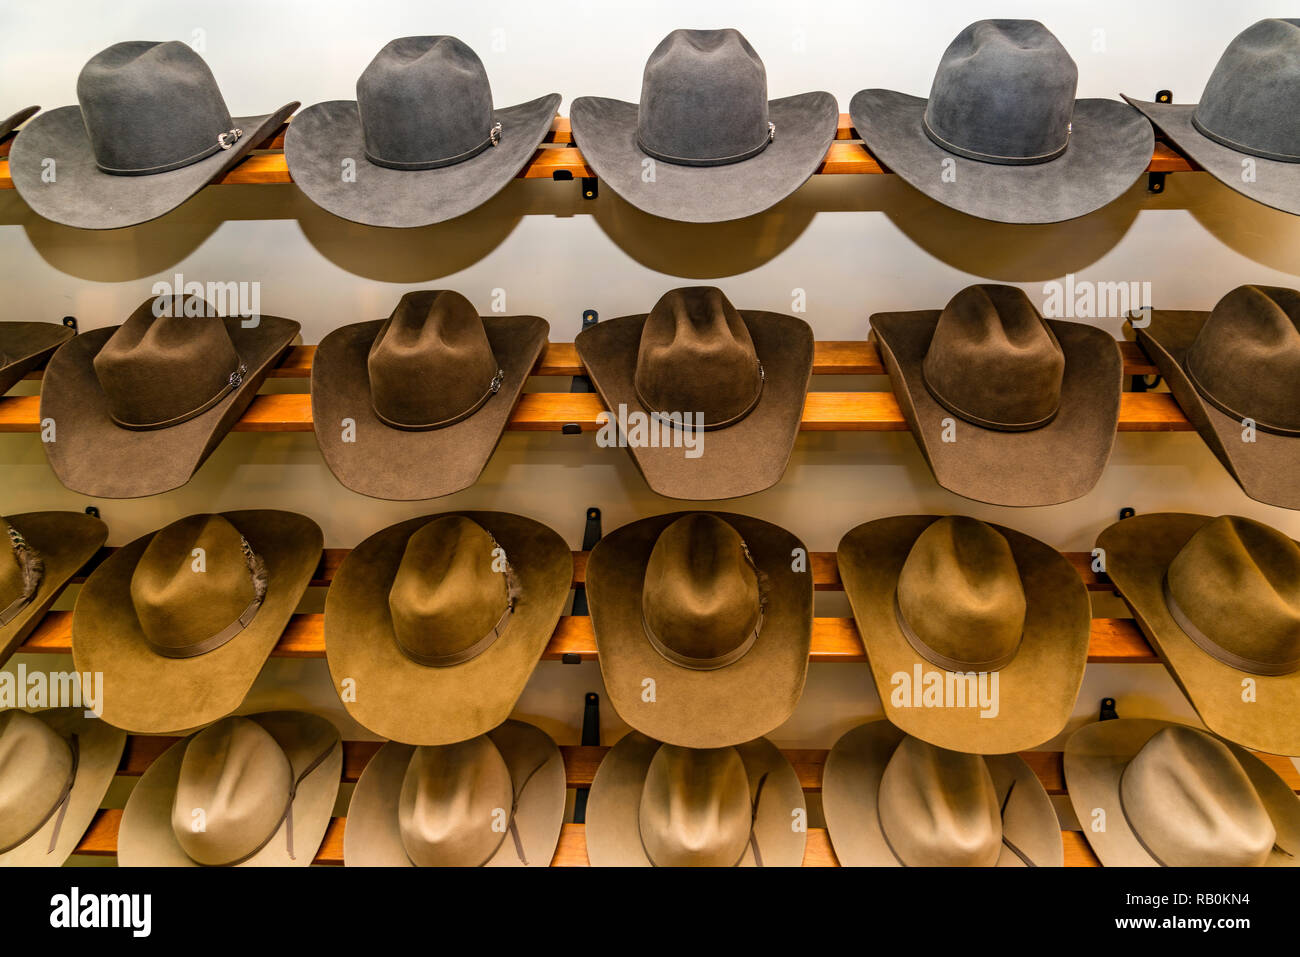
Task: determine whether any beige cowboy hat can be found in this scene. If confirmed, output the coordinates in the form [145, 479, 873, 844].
[0, 321, 73, 395]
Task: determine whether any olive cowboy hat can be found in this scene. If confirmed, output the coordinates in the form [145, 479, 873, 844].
[1097, 513, 1300, 756]
[1065, 719, 1300, 866]
[872, 284, 1122, 506]
[312, 290, 548, 500]
[823, 720, 1063, 867]
[570, 28, 838, 223]
[837, 515, 1091, 754]
[10, 41, 297, 230]
[344, 720, 565, 867]
[71, 510, 323, 734]
[325, 512, 571, 745]
[0, 709, 126, 867]
[852, 20, 1152, 224]
[0, 321, 74, 396]
[585, 730, 806, 867]
[0, 106, 38, 141]
[118, 711, 342, 867]
[1134, 285, 1300, 510]
[576, 287, 814, 500]
[585, 512, 813, 749]
[40, 294, 300, 498]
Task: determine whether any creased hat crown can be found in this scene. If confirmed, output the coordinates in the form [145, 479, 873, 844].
[1193, 19, 1300, 163]
[398, 736, 513, 866]
[0, 710, 73, 851]
[638, 744, 752, 865]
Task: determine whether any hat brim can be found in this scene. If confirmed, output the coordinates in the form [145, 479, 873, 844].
[570, 92, 838, 223]
[343, 720, 566, 866]
[871, 312, 1121, 506]
[0, 106, 38, 141]
[837, 515, 1091, 754]
[586, 511, 813, 748]
[822, 719, 1063, 866]
[1064, 718, 1300, 866]
[117, 711, 342, 867]
[575, 312, 814, 500]
[284, 94, 561, 228]
[0, 709, 126, 867]
[311, 315, 548, 499]
[9, 102, 298, 230]
[40, 314, 299, 498]
[851, 91, 1153, 224]
[585, 730, 806, 866]
[325, 511, 571, 745]
[71, 510, 322, 733]
[1097, 513, 1300, 755]
[0, 321, 75, 395]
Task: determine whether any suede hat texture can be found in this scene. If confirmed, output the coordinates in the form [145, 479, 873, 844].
[0, 321, 72, 395]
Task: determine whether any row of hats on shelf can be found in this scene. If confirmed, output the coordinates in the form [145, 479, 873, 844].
[7, 19, 1300, 229]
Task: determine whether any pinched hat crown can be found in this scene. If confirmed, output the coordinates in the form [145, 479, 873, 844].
[0, 518, 44, 628]
[398, 736, 514, 866]
[638, 744, 753, 866]
[1193, 19, 1300, 163]
[0, 710, 75, 853]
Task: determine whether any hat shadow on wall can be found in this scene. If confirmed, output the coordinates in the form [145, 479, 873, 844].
[1158, 172, 1300, 274]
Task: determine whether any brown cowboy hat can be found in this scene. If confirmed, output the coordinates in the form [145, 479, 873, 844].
[1098, 512, 1300, 755]
[0, 321, 74, 395]
[117, 711, 342, 867]
[585, 511, 813, 749]
[344, 720, 565, 866]
[584, 730, 806, 866]
[325, 511, 571, 745]
[311, 290, 548, 500]
[871, 284, 1122, 506]
[1065, 719, 1300, 866]
[40, 294, 299, 498]
[575, 287, 813, 501]
[0, 106, 38, 141]
[71, 510, 322, 734]
[837, 515, 1091, 754]
[1135, 285, 1300, 510]
[823, 719, 1063, 867]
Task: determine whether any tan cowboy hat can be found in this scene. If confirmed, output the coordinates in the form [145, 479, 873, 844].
[1098, 512, 1300, 755]
[71, 510, 323, 733]
[575, 287, 813, 501]
[0, 321, 73, 395]
[1065, 718, 1300, 866]
[344, 720, 565, 866]
[585, 730, 806, 866]
[872, 284, 1122, 506]
[837, 515, 1091, 754]
[311, 290, 548, 500]
[0, 709, 126, 867]
[117, 711, 342, 867]
[325, 512, 571, 745]
[586, 511, 813, 749]
[823, 719, 1063, 867]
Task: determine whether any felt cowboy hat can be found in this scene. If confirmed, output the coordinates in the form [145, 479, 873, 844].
[871, 284, 1122, 506]
[1134, 285, 1300, 510]
[1065, 719, 1300, 866]
[118, 711, 342, 867]
[0, 321, 74, 395]
[0, 511, 107, 668]
[576, 287, 813, 500]
[344, 720, 565, 866]
[311, 290, 548, 500]
[40, 294, 299, 498]
[285, 36, 560, 228]
[570, 28, 838, 223]
[837, 515, 1091, 754]
[71, 510, 322, 734]
[823, 720, 1063, 867]
[1097, 512, 1300, 756]
[1125, 20, 1300, 216]
[325, 512, 571, 745]
[585, 511, 813, 749]
[851, 20, 1153, 224]
[10, 41, 297, 230]
[0, 709, 126, 867]
[585, 730, 806, 867]
[0, 106, 38, 140]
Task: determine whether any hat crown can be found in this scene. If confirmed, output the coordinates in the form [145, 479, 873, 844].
[1194, 19, 1300, 162]
[921, 285, 1064, 431]
[634, 287, 763, 427]
[878, 736, 1002, 866]
[398, 736, 513, 866]
[897, 517, 1027, 672]
[367, 291, 501, 430]
[76, 41, 235, 175]
[0, 711, 73, 851]
[357, 36, 495, 170]
[638, 744, 752, 866]
[636, 29, 772, 167]
[1121, 726, 1275, 866]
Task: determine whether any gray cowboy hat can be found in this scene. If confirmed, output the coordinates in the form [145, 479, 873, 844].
[0, 320, 74, 396]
